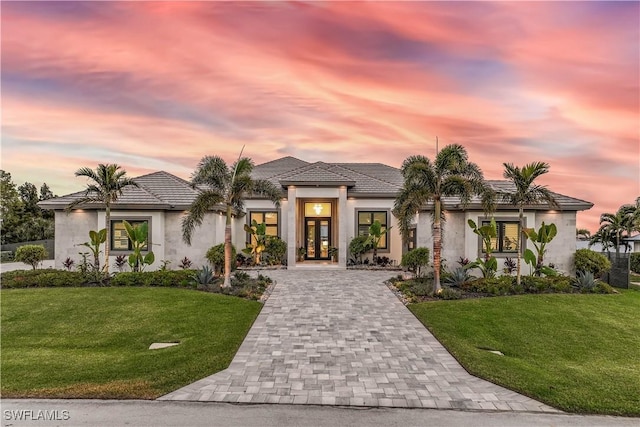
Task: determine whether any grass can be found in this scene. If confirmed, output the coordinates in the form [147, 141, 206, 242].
[1, 287, 262, 399]
[409, 291, 640, 416]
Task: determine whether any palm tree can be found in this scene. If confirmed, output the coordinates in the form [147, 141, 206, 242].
[67, 164, 138, 274]
[182, 154, 282, 288]
[502, 162, 557, 286]
[594, 204, 636, 253]
[576, 228, 591, 240]
[393, 144, 494, 293]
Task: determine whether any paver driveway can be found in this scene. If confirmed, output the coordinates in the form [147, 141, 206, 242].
[160, 270, 557, 412]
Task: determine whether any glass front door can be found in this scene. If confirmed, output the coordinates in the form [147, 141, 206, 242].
[305, 218, 330, 260]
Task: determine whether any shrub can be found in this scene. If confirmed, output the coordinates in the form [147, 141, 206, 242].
[401, 248, 431, 277]
[264, 237, 287, 265]
[224, 272, 272, 300]
[574, 249, 611, 278]
[1, 251, 14, 262]
[14, 245, 48, 270]
[110, 270, 195, 287]
[438, 287, 462, 300]
[63, 257, 75, 271]
[349, 235, 373, 263]
[206, 244, 237, 275]
[630, 253, 640, 274]
[1, 269, 85, 289]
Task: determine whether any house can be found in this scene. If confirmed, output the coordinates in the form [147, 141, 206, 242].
[39, 156, 593, 273]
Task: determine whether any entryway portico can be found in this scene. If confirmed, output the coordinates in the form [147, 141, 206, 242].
[285, 184, 350, 268]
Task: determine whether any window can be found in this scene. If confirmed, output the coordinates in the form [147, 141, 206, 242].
[111, 219, 149, 251]
[248, 211, 279, 243]
[482, 220, 519, 253]
[357, 211, 388, 249]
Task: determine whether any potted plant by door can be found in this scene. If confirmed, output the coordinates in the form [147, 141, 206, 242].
[297, 247, 307, 262]
[328, 246, 338, 263]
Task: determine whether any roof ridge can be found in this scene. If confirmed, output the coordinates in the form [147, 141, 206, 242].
[255, 156, 308, 168]
[330, 163, 401, 188]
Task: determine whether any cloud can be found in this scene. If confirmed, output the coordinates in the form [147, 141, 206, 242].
[1, 1, 638, 232]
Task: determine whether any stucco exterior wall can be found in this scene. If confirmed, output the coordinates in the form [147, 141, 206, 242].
[53, 210, 98, 269]
[414, 209, 577, 275]
[536, 211, 577, 274]
[164, 211, 219, 269]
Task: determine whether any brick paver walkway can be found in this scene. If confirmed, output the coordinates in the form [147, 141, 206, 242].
[160, 270, 558, 412]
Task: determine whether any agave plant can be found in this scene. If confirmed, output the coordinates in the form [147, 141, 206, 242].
[573, 270, 598, 291]
[444, 267, 473, 287]
[191, 265, 215, 286]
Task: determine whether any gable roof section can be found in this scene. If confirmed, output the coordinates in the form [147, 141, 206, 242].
[253, 157, 403, 196]
[39, 171, 216, 211]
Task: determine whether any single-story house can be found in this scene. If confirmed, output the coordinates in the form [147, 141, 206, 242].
[39, 156, 593, 273]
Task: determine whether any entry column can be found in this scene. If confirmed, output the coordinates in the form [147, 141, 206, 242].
[287, 185, 297, 267]
[338, 186, 347, 267]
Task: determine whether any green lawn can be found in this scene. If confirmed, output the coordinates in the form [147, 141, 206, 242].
[410, 291, 640, 416]
[1, 287, 262, 399]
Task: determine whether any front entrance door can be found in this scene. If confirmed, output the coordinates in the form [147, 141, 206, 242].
[305, 218, 331, 260]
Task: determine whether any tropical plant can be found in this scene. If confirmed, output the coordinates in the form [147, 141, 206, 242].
[123, 220, 155, 272]
[444, 267, 473, 287]
[467, 218, 498, 278]
[366, 220, 391, 262]
[159, 260, 171, 271]
[181, 150, 282, 288]
[67, 164, 138, 274]
[400, 247, 431, 277]
[591, 204, 637, 253]
[265, 237, 287, 265]
[523, 222, 557, 276]
[63, 257, 75, 271]
[295, 246, 305, 262]
[14, 245, 47, 270]
[394, 144, 495, 293]
[573, 270, 598, 291]
[503, 257, 516, 275]
[179, 256, 193, 270]
[114, 255, 128, 272]
[191, 265, 216, 287]
[501, 162, 558, 286]
[576, 228, 591, 240]
[348, 235, 373, 264]
[206, 243, 237, 276]
[77, 228, 107, 271]
[243, 220, 269, 265]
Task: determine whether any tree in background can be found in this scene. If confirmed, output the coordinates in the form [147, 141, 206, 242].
[0, 170, 56, 244]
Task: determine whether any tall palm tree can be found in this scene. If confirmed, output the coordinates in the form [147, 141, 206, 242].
[182, 154, 282, 288]
[393, 144, 494, 293]
[502, 162, 557, 286]
[67, 164, 138, 274]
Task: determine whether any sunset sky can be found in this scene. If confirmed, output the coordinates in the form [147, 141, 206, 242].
[1, 1, 638, 231]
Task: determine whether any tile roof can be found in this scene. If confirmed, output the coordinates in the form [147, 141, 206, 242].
[39, 157, 593, 212]
[39, 171, 208, 211]
[253, 157, 403, 196]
